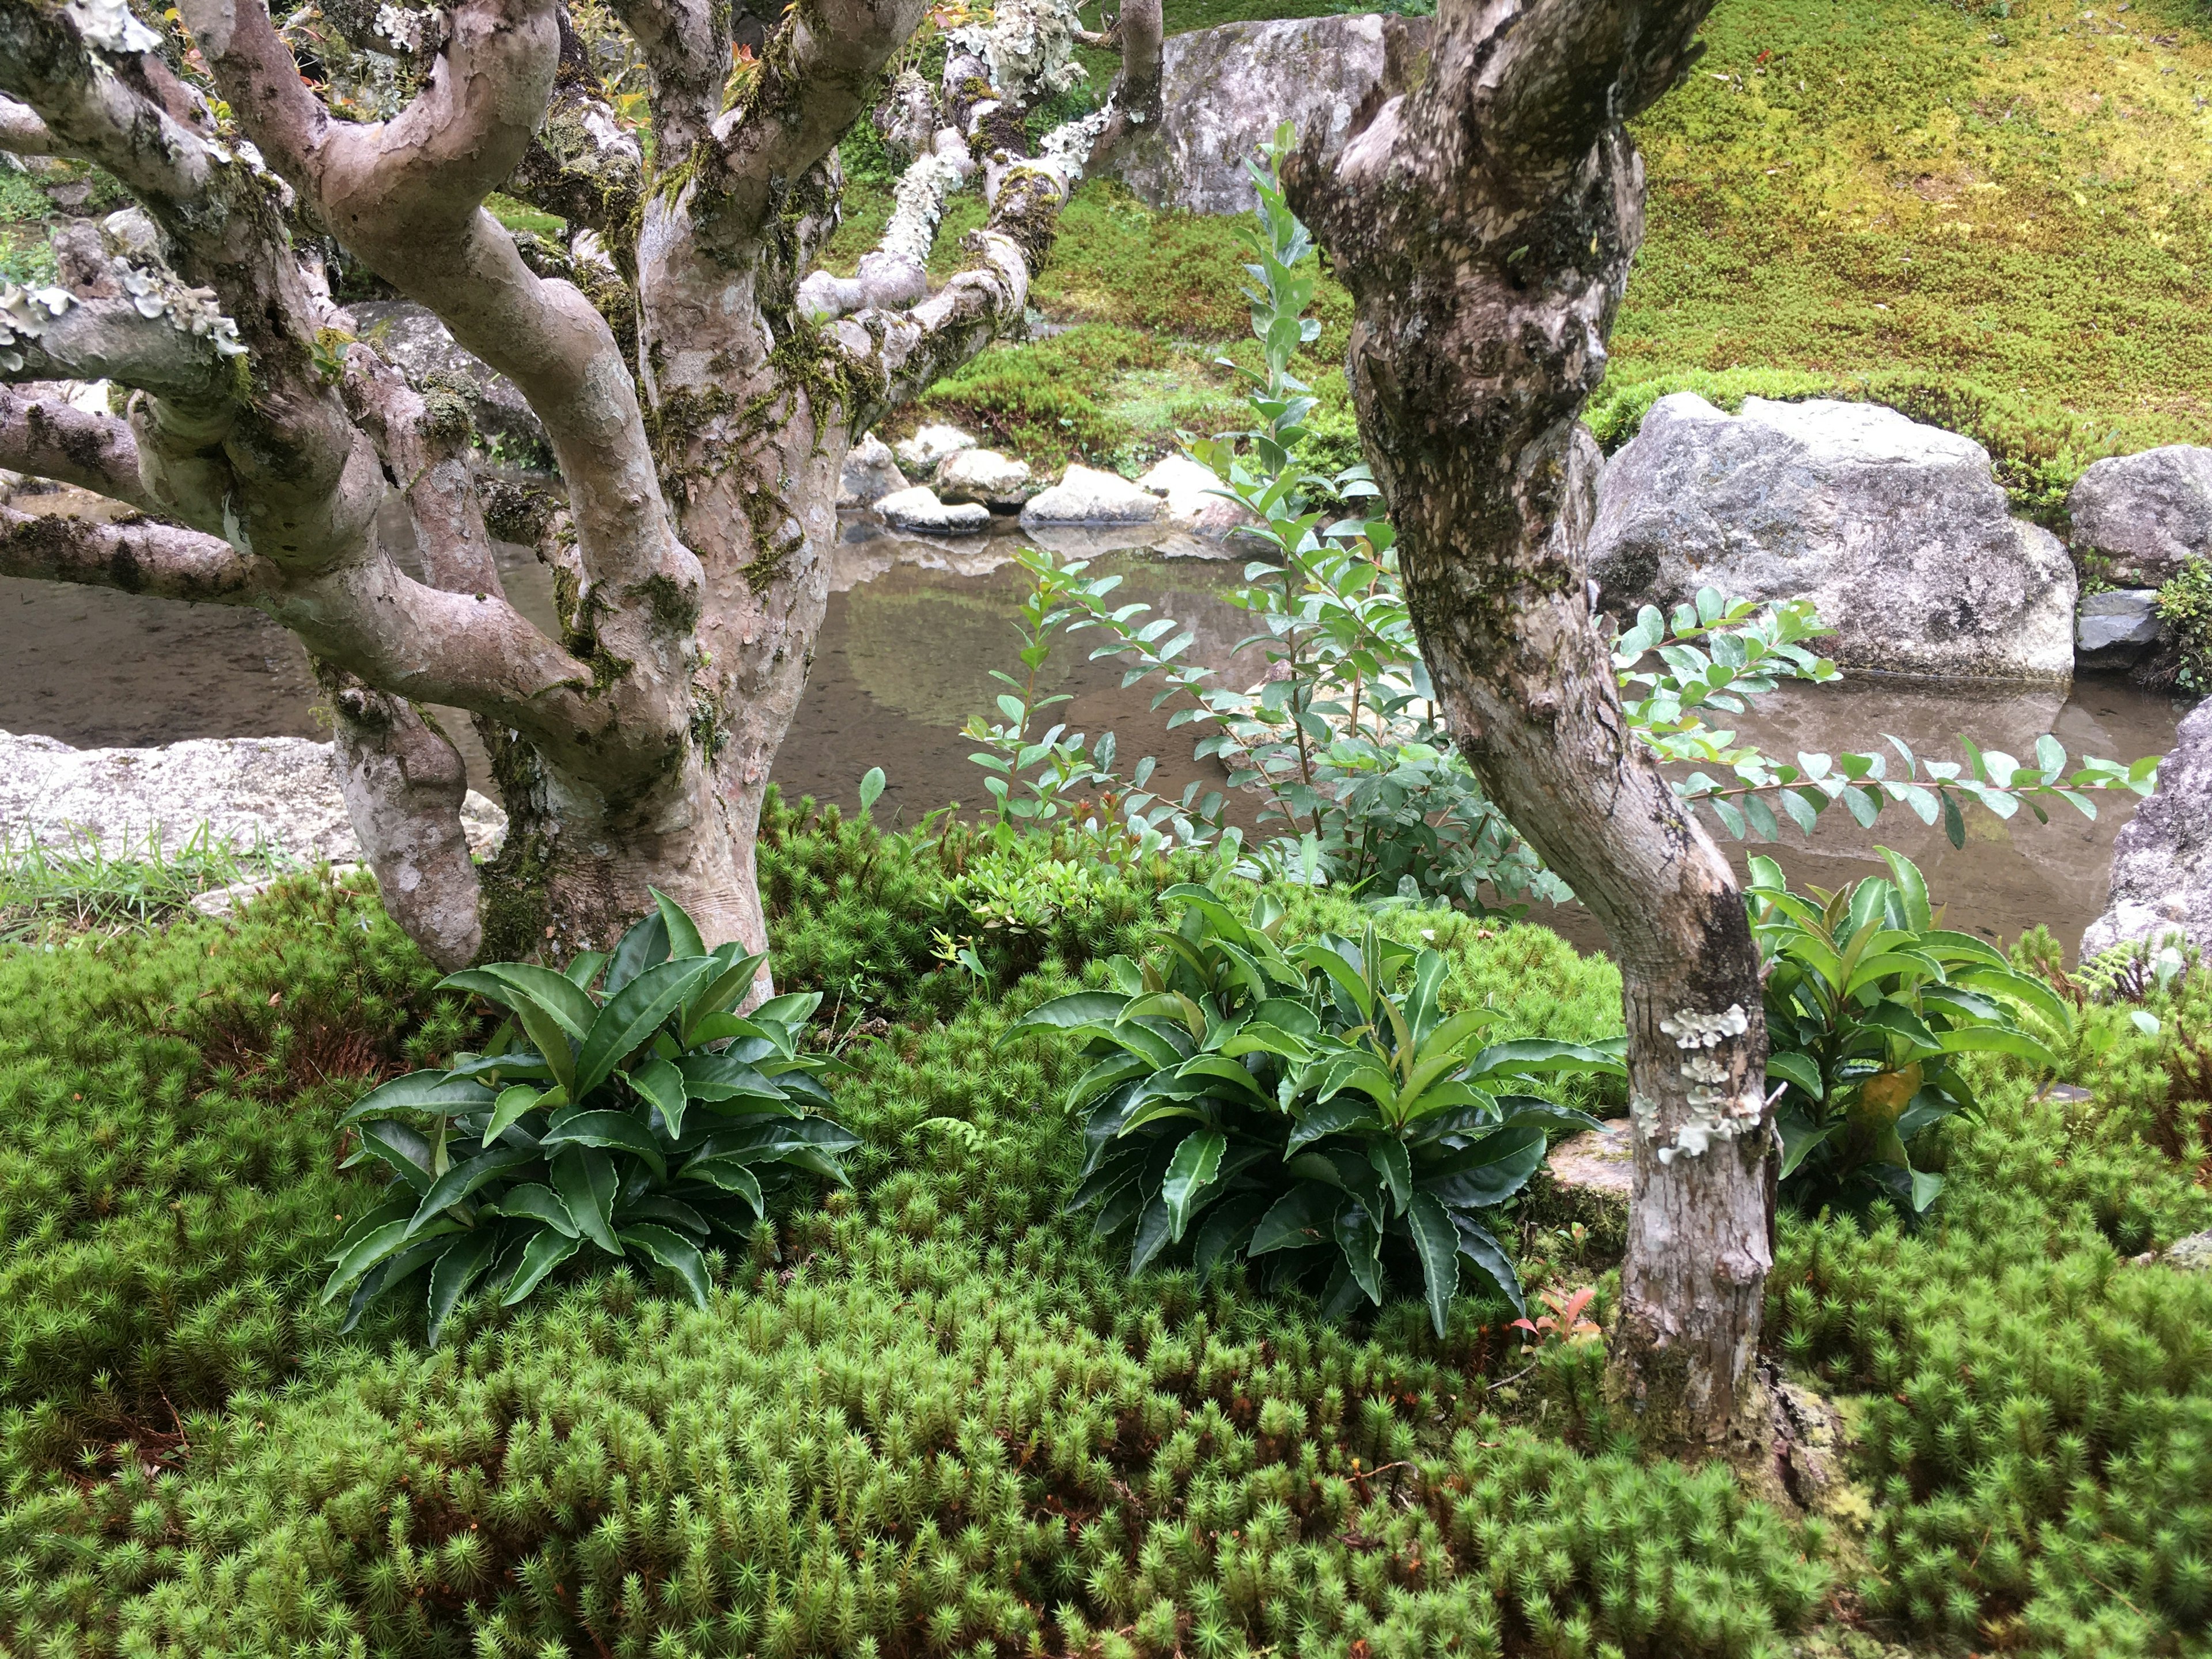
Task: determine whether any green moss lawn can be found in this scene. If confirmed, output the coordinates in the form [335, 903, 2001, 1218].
[5, 799, 2212, 1656]
[831, 0, 2209, 512]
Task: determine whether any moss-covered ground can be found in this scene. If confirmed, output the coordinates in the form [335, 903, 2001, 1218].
[831, 0, 2209, 508]
[3, 800, 2211, 1656]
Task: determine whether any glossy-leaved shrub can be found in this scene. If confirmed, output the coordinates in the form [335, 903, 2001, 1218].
[1753, 849, 2062, 1211]
[328, 892, 854, 1340]
[1016, 883, 1619, 1327]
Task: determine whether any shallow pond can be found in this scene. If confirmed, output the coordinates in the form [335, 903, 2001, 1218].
[0, 508, 2185, 956]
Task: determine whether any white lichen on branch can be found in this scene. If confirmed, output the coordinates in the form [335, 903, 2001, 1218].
[1638, 1003, 1764, 1164]
[0, 286, 73, 373]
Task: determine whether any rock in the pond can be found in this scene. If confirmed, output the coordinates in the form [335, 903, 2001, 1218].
[873, 486, 991, 536]
[1139, 454, 1259, 540]
[892, 424, 976, 479]
[1590, 395, 2078, 682]
[2082, 696, 2212, 959]
[2067, 445, 2212, 585]
[0, 730, 506, 864]
[2076, 588, 2165, 668]
[1112, 14, 1434, 215]
[2167, 1229, 2212, 1271]
[838, 434, 908, 507]
[935, 447, 1035, 509]
[1021, 464, 1164, 528]
[343, 300, 546, 457]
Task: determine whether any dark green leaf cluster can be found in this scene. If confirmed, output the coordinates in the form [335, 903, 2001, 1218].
[1770, 1078, 2212, 1658]
[1021, 884, 1619, 1330]
[1755, 849, 2062, 1213]
[328, 892, 854, 1340]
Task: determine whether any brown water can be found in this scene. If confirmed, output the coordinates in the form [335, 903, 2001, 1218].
[0, 508, 2185, 956]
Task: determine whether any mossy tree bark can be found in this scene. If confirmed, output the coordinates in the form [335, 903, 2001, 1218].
[0, 0, 1143, 972]
[1284, 0, 1776, 1450]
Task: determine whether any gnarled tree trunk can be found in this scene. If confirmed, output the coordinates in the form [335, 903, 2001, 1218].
[1285, 0, 1775, 1449]
[0, 0, 1148, 973]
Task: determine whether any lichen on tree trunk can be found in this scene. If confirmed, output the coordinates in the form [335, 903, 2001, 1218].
[1285, 0, 1777, 1449]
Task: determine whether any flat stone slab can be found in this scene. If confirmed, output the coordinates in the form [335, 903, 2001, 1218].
[0, 729, 505, 864]
[1522, 1120, 1633, 1259]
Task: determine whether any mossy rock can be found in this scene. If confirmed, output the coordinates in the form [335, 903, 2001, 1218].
[1522, 1120, 1633, 1262]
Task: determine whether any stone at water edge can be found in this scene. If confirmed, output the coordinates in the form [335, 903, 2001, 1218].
[1110, 13, 1435, 216]
[0, 730, 506, 866]
[892, 424, 977, 479]
[2084, 695, 2212, 959]
[873, 486, 992, 536]
[935, 448, 1035, 509]
[2067, 445, 2212, 585]
[1020, 464, 1164, 528]
[1590, 394, 2078, 682]
[838, 434, 909, 507]
[1138, 454, 1259, 540]
[2076, 588, 2164, 668]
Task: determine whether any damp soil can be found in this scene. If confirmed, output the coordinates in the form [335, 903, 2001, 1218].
[0, 507, 2186, 956]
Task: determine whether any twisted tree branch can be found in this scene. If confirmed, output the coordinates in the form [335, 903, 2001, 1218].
[691, 0, 927, 258]
[0, 388, 156, 512]
[0, 290, 241, 411]
[0, 501, 257, 599]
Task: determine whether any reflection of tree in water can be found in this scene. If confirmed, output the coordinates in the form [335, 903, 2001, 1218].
[842, 579, 1068, 731]
[839, 557, 1254, 733]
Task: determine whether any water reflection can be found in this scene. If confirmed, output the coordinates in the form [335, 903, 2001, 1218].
[0, 506, 2187, 956]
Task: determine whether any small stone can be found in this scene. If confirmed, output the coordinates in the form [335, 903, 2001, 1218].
[874, 486, 992, 536]
[1138, 454, 1260, 540]
[2075, 588, 2164, 665]
[1020, 464, 1165, 528]
[838, 434, 908, 507]
[2167, 1228, 2212, 1271]
[892, 423, 976, 478]
[2067, 445, 2212, 585]
[935, 447, 1035, 508]
[1520, 1121, 1633, 1260]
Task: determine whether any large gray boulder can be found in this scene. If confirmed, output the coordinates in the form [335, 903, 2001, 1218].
[1590, 395, 2077, 682]
[2067, 446, 2212, 585]
[0, 730, 505, 863]
[2082, 696, 2212, 959]
[1111, 14, 1433, 215]
[344, 300, 546, 457]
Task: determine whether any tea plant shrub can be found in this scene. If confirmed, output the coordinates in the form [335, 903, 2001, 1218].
[0, 873, 463, 1468]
